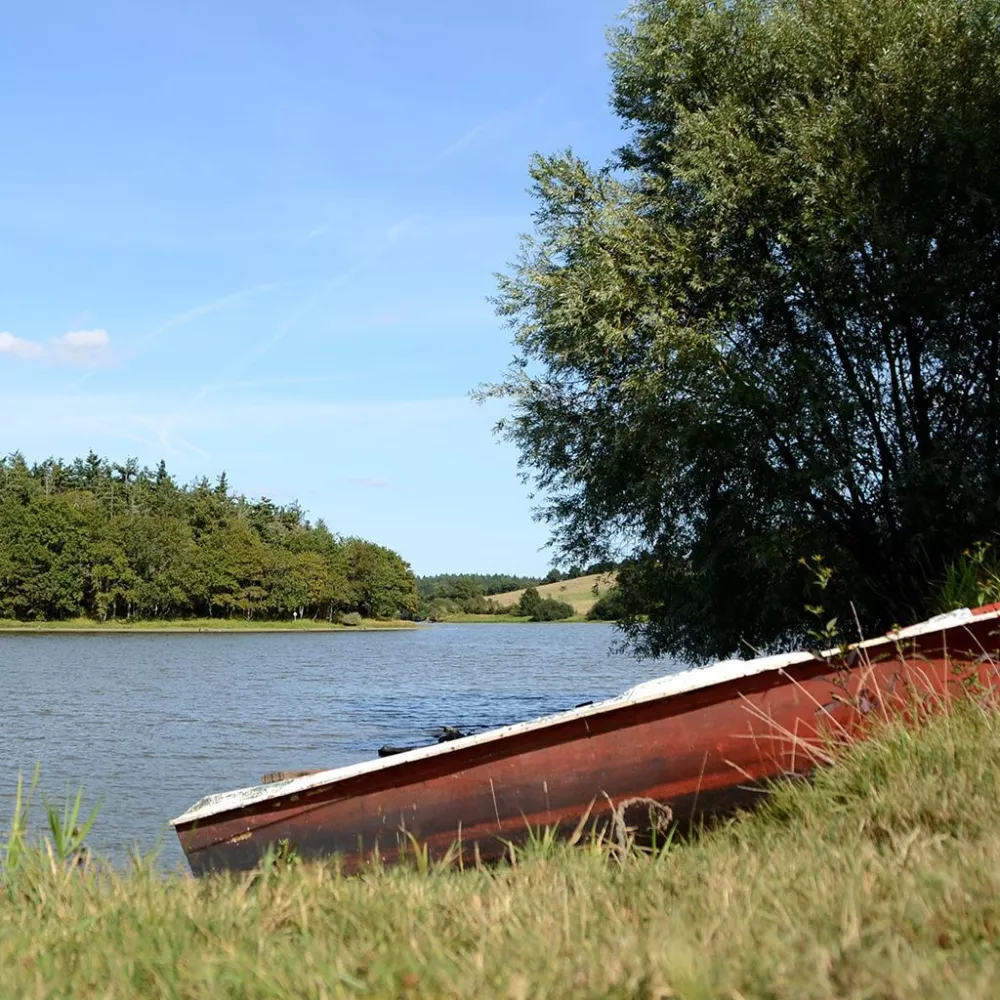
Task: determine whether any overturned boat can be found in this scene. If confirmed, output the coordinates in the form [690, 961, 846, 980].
[172, 603, 1000, 874]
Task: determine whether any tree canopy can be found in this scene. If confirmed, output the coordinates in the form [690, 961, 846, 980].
[0, 452, 418, 622]
[514, 586, 575, 622]
[485, 0, 1000, 662]
[416, 573, 543, 603]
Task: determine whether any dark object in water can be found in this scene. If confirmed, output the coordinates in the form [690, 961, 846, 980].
[574, 700, 594, 709]
[378, 744, 421, 758]
[174, 603, 1000, 875]
[379, 726, 470, 757]
[433, 726, 468, 742]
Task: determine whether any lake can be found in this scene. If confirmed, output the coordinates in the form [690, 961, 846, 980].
[1, 623, 679, 871]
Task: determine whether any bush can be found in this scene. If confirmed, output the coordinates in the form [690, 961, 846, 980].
[587, 586, 627, 621]
[531, 598, 575, 621]
[460, 595, 505, 615]
[515, 586, 574, 621]
[933, 541, 1000, 613]
[339, 611, 363, 626]
[515, 586, 543, 618]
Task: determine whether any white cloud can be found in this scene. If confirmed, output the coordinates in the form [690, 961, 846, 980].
[58, 328, 110, 349]
[0, 328, 117, 367]
[51, 328, 117, 367]
[349, 476, 390, 489]
[0, 331, 45, 359]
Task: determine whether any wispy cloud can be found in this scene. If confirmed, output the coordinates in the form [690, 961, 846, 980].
[160, 215, 424, 448]
[142, 283, 276, 347]
[71, 283, 276, 388]
[424, 123, 489, 167]
[0, 391, 472, 456]
[0, 328, 118, 367]
[349, 476, 390, 489]
[298, 222, 334, 245]
[414, 92, 552, 172]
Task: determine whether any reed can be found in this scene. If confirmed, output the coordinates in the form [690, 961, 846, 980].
[4, 698, 1000, 998]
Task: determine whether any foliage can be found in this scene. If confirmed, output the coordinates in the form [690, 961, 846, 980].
[1, 767, 38, 879]
[533, 598, 575, 622]
[6, 706, 1000, 995]
[484, 0, 1000, 662]
[415, 574, 533, 618]
[515, 586, 575, 621]
[416, 573, 542, 601]
[585, 586, 627, 621]
[1, 767, 99, 883]
[934, 541, 1000, 612]
[514, 586, 544, 618]
[415, 569, 618, 619]
[42, 787, 101, 868]
[0, 452, 418, 622]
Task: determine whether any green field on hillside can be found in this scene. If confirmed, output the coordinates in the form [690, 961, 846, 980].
[490, 572, 617, 615]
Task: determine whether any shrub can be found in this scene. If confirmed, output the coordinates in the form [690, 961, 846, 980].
[339, 611, 363, 626]
[515, 586, 574, 621]
[531, 598, 575, 621]
[515, 586, 543, 618]
[933, 541, 1000, 613]
[587, 586, 627, 621]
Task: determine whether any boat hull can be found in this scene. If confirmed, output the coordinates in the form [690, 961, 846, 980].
[174, 607, 1000, 874]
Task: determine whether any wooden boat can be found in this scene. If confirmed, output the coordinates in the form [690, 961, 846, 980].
[172, 603, 1000, 874]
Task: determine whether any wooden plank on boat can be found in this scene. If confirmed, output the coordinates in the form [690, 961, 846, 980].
[261, 769, 323, 784]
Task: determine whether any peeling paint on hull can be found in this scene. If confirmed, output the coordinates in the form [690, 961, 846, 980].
[173, 606, 1000, 874]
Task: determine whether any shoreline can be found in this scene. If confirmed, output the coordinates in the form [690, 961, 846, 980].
[0, 619, 421, 634]
[0, 617, 614, 632]
[438, 614, 599, 624]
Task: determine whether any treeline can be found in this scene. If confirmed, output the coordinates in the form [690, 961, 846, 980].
[537, 562, 618, 586]
[416, 565, 619, 620]
[416, 574, 542, 603]
[416, 574, 525, 620]
[0, 453, 419, 622]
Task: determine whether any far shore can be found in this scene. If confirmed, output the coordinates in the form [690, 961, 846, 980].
[0, 615, 617, 633]
[438, 613, 600, 624]
[0, 617, 421, 634]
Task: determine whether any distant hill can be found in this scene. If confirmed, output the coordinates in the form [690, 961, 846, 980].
[490, 573, 617, 616]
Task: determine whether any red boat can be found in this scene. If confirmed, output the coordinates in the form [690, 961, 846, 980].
[172, 604, 1000, 874]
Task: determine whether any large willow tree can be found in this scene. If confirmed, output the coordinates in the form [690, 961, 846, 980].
[486, 0, 1000, 661]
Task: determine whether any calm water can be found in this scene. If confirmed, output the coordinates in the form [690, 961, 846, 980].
[1, 624, 677, 870]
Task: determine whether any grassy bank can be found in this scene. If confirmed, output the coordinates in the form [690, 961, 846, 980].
[0, 617, 419, 633]
[5, 705, 1000, 998]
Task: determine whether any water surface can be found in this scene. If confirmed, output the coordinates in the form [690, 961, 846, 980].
[1, 624, 678, 870]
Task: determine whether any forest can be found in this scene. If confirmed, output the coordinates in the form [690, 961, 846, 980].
[0, 452, 419, 622]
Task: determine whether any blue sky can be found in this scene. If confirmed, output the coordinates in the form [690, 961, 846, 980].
[0, 1, 626, 575]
